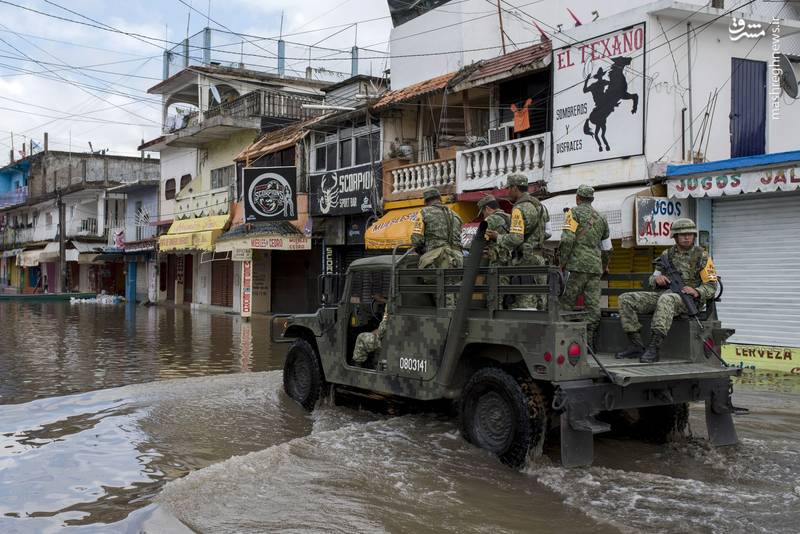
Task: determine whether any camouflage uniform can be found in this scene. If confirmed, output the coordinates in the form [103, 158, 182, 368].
[411, 187, 464, 306]
[619, 246, 718, 336]
[478, 195, 512, 268]
[496, 175, 549, 309]
[559, 185, 611, 343]
[353, 316, 388, 365]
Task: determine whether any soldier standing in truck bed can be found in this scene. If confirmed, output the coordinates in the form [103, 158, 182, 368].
[411, 187, 463, 306]
[559, 185, 612, 350]
[486, 174, 549, 309]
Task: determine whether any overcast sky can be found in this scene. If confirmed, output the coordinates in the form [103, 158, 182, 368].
[0, 0, 393, 163]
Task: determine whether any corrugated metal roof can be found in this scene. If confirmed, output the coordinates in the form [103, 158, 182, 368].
[456, 41, 551, 89]
[235, 114, 332, 162]
[373, 71, 456, 110]
[217, 220, 303, 242]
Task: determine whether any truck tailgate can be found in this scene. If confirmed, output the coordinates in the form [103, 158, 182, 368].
[590, 354, 741, 386]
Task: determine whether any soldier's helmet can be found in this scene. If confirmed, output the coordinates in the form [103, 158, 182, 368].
[576, 184, 594, 199]
[506, 174, 528, 188]
[670, 217, 698, 237]
[422, 187, 441, 202]
[477, 194, 496, 212]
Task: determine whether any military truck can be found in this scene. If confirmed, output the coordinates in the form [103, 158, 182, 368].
[272, 222, 740, 467]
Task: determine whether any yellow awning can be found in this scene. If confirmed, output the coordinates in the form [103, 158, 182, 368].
[365, 202, 478, 250]
[160, 230, 221, 252]
[159, 214, 230, 252]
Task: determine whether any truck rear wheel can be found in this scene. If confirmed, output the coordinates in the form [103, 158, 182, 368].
[636, 403, 689, 443]
[283, 338, 326, 411]
[459, 368, 547, 468]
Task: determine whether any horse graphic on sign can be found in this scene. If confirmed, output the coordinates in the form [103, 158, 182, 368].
[582, 56, 639, 152]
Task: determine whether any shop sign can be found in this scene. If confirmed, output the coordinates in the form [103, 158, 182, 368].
[243, 167, 297, 222]
[635, 197, 691, 246]
[241, 260, 252, 318]
[722, 343, 799, 374]
[231, 248, 252, 261]
[551, 23, 646, 167]
[668, 165, 800, 198]
[249, 236, 311, 250]
[309, 163, 380, 216]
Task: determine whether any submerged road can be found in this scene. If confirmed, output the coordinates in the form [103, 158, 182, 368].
[0, 301, 798, 533]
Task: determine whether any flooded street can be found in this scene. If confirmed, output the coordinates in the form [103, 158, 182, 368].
[1, 302, 799, 533]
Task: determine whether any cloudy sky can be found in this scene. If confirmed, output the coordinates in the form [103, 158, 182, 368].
[0, 0, 394, 163]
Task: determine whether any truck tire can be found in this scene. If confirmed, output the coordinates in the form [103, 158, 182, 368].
[459, 368, 547, 468]
[283, 338, 325, 411]
[636, 403, 689, 443]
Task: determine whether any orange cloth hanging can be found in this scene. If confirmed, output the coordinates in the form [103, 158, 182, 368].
[511, 98, 533, 133]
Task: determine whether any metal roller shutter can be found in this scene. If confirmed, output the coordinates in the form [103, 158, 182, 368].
[712, 193, 800, 347]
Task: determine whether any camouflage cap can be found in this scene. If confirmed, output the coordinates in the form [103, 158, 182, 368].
[506, 173, 528, 188]
[477, 194, 497, 211]
[576, 184, 594, 199]
[670, 217, 698, 236]
[422, 187, 441, 201]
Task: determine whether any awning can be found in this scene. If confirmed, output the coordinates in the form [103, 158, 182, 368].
[1, 248, 22, 258]
[17, 249, 43, 267]
[667, 165, 800, 198]
[71, 241, 101, 253]
[77, 253, 100, 264]
[159, 214, 230, 252]
[215, 234, 311, 252]
[365, 202, 478, 250]
[542, 186, 651, 243]
[38, 242, 61, 262]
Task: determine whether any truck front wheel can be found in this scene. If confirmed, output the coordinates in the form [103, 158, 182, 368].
[459, 368, 547, 468]
[283, 338, 326, 411]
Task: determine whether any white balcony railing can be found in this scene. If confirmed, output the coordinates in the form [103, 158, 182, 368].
[456, 132, 550, 193]
[175, 185, 231, 219]
[390, 158, 456, 195]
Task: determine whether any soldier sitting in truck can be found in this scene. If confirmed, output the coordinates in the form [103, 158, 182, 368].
[352, 294, 388, 368]
[616, 218, 718, 363]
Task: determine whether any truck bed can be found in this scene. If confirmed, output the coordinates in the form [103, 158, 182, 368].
[589, 353, 740, 386]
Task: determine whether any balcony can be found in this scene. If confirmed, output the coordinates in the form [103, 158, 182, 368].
[1, 227, 33, 246]
[0, 186, 27, 209]
[175, 185, 232, 219]
[383, 157, 457, 202]
[166, 90, 322, 146]
[456, 132, 550, 193]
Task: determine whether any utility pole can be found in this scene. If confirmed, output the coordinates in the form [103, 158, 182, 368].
[57, 187, 67, 293]
[496, 0, 507, 55]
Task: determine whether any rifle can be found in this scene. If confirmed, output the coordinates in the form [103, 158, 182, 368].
[655, 255, 728, 366]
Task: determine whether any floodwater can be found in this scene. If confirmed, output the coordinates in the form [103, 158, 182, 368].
[0, 302, 799, 533]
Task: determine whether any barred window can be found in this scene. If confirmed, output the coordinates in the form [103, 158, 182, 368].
[211, 165, 235, 189]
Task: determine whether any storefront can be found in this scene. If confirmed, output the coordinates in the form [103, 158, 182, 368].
[215, 223, 314, 315]
[159, 214, 230, 305]
[667, 150, 800, 372]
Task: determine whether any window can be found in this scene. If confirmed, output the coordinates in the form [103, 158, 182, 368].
[211, 166, 235, 189]
[180, 174, 192, 191]
[165, 178, 176, 200]
[355, 131, 380, 165]
[339, 138, 352, 168]
[314, 145, 327, 171]
[312, 124, 380, 172]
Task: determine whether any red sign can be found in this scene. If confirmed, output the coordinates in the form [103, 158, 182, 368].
[241, 260, 252, 317]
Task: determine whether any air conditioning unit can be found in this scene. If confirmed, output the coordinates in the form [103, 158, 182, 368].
[488, 122, 514, 145]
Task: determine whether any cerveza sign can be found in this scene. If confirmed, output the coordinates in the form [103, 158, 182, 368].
[551, 23, 646, 167]
[244, 167, 297, 222]
[309, 163, 379, 216]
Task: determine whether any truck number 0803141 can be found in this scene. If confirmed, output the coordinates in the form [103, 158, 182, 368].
[399, 357, 428, 373]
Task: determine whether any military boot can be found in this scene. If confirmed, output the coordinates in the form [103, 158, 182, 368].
[615, 332, 645, 359]
[640, 331, 666, 363]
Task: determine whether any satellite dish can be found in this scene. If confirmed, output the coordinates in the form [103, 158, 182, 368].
[778, 54, 798, 99]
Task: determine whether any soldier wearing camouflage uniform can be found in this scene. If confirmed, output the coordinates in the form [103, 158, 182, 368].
[353, 309, 389, 366]
[411, 187, 464, 306]
[478, 195, 511, 268]
[616, 218, 718, 363]
[559, 185, 612, 349]
[486, 174, 549, 309]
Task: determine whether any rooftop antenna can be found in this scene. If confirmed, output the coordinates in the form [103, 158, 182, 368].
[206, 0, 211, 27]
[186, 1, 192, 40]
[279, 10, 284, 39]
